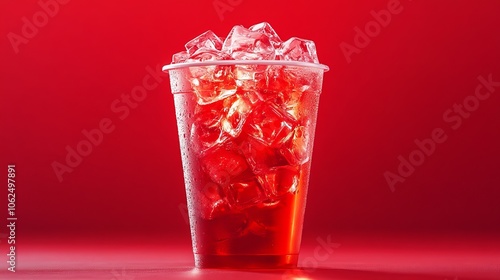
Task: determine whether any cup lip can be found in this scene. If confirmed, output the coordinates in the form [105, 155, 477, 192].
[162, 60, 330, 72]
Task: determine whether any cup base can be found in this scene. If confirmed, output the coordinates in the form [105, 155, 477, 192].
[194, 254, 298, 269]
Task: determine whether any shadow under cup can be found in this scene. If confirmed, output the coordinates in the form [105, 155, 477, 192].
[163, 60, 329, 268]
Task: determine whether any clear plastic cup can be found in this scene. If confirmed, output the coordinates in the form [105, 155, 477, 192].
[163, 60, 329, 268]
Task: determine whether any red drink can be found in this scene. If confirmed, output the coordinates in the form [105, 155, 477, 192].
[163, 23, 328, 268]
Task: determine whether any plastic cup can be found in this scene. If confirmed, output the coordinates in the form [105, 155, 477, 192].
[163, 60, 328, 268]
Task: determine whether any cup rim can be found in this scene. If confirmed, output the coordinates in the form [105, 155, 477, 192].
[162, 60, 330, 72]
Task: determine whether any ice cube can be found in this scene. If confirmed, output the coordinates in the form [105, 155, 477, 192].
[259, 165, 300, 198]
[201, 147, 248, 186]
[244, 220, 268, 237]
[226, 177, 265, 209]
[191, 121, 226, 154]
[197, 182, 230, 220]
[257, 66, 293, 102]
[194, 99, 225, 123]
[273, 88, 305, 121]
[243, 90, 261, 106]
[221, 94, 253, 138]
[233, 65, 267, 82]
[280, 125, 310, 165]
[282, 94, 303, 121]
[249, 22, 282, 48]
[185, 30, 223, 55]
[188, 48, 231, 62]
[188, 50, 232, 85]
[284, 67, 317, 93]
[238, 135, 289, 174]
[202, 180, 224, 201]
[189, 61, 238, 105]
[172, 51, 189, 64]
[279, 37, 319, 63]
[190, 101, 227, 154]
[234, 66, 254, 81]
[261, 66, 316, 120]
[234, 65, 268, 91]
[222, 25, 276, 60]
[244, 103, 296, 147]
[280, 89, 303, 108]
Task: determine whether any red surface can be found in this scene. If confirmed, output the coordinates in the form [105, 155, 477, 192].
[1, 0, 500, 278]
[0, 232, 499, 279]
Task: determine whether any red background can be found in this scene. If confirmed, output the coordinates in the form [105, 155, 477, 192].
[1, 0, 500, 259]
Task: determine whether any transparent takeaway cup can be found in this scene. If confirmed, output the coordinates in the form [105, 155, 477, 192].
[163, 60, 329, 268]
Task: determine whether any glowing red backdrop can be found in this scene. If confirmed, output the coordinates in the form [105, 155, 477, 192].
[1, 0, 499, 245]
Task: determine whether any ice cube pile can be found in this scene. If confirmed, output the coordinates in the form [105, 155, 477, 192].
[171, 22, 319, 64]
[172, 23, 322, 221]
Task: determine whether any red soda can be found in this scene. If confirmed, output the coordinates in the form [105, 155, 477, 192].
[169, 62, 324, 268]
